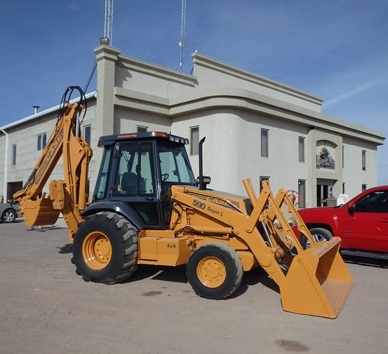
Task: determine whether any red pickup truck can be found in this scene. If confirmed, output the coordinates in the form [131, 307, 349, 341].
[298, 185, 388, 260]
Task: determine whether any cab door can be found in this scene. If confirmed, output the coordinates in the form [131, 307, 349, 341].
[111, 141, 162, 228]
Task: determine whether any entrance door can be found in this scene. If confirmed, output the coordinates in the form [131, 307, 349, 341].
[7, 181, 23, 202]
[317, 184, 329, 206]
[316, 181, 334, 206]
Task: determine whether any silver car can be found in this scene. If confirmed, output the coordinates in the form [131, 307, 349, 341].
[0, 202, 18, 223]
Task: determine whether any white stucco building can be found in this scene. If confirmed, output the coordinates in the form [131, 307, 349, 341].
[0, 43, 385, 208]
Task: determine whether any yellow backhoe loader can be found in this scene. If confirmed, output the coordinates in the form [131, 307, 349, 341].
[14, 86, 353, 318]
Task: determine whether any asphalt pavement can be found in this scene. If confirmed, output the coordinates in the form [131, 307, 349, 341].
[0, 219, 387, 354]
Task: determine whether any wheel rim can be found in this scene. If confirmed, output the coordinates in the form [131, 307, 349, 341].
[306, 234, 326, 248]
[3, 211, 15, 222]
[82, 231, 112, 270]
[196, 256, 226, 288]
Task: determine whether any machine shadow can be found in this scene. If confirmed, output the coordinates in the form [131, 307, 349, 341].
[125, 264, 280, 298]
[56, 242, 281, 297]
[58, 243, 73, 254]
[233, 267, 280, 298]
[126, 265, 188, 284]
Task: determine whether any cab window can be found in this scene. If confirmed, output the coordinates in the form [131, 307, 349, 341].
[113, 142, 155, 196]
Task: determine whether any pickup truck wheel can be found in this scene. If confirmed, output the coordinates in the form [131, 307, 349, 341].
[186, 243, 243, 299]
[72, 212, 138, 284]
[1, 208, 16, 223]
[301, 227, 333, 249]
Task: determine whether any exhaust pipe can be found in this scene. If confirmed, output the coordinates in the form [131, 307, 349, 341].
[197, 137, 211, 190]
[198, 137, 206, 190]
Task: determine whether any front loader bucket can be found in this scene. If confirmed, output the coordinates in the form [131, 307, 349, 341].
[21, 195, 60, 227]
[280, 237, 353, 318]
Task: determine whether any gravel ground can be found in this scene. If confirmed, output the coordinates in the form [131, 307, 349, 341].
[0, 219, 387, 354]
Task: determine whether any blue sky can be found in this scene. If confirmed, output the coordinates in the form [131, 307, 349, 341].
[1, 0, 388, 183]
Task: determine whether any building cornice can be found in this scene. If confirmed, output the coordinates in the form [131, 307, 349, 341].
[112, 85, 384, 145]
[117, 53, 198, 87]
[192, 53, 323, 106]
[169, 88, 385, 145]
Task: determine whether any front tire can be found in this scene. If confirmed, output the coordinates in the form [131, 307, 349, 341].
[186, 243, 243, 299]
[2, 208, 16, 223]
[72, 211, 138, 284]
[301, 227, 333, 249]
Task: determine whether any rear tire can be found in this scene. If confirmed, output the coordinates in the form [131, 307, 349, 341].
[186, 242, 243, 299]
[72, 211, 138, 284]
[301, 227, 333, 249]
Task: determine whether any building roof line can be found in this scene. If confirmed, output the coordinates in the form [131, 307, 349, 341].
[0, 91, 97, 131]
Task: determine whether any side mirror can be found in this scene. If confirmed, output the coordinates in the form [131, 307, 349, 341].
[196, 176, 211, 189]
[348, 203, 355, 215]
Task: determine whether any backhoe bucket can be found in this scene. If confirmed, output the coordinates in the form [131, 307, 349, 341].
[281, 237, 353, 318]
[21, 194, 60, 227]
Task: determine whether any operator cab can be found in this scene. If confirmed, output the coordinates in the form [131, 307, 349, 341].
[93, 131, 197, 229]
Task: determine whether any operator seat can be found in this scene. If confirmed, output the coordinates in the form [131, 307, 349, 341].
[121, 172, 138, 194]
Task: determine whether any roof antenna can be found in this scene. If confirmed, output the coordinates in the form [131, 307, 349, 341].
[104, 0, 114, 44]
[179, 0, 187, 71]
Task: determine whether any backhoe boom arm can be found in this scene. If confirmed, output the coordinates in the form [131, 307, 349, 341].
[14, 86, 92, 241]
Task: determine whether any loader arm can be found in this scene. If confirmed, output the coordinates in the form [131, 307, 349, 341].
[14, 86, 93, 241]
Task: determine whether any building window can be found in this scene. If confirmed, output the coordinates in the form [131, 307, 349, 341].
[342, 146, 345, 168]
[261, 129, 269, 157]
[84, 125, 91, 145]
[12, 144, 17, 166]
[362, 184, 367, 192]
[298, 180, 306, 209]
[137, 126, 148, 133]
[259, 176, 270, 192]
[298, 137, 305, 162]
[190, 126, 199, 155]
[362, 150, 366, 171]
[37, 133, 47, 151]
